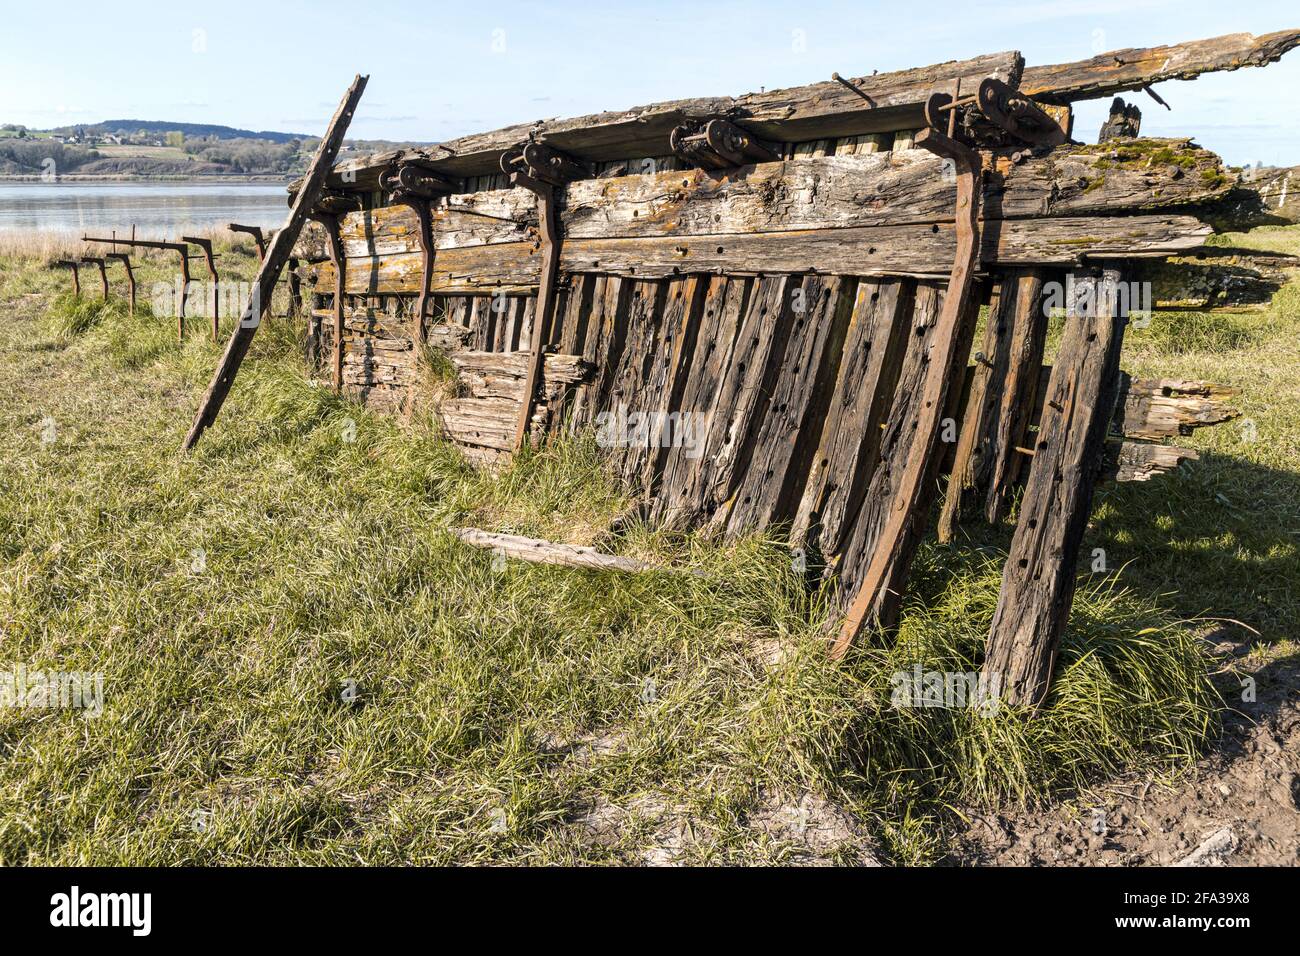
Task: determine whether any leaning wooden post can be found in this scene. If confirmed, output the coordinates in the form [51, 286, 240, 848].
[106, 253, 136, 315]
[182, 74, 368, 452]
[831, 126, 983, 659]
[982, 268, 1129, 707]
[312, 213, 346, 392]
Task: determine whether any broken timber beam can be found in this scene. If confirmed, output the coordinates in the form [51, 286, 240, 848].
[182, 74, 368, 452]
[982, 268, 1129, 708]
[832, 127, 983, 659]
[1021, 30, 1300, 103]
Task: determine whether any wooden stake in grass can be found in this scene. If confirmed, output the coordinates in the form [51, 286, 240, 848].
[182, 74, 368, 452]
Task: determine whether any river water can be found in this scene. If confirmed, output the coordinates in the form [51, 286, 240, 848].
[0, 182, 289, 238]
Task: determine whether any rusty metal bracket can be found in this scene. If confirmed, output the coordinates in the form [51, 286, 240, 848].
[670, 118, 779, 169]
[54, 260, 81, 296]
[83, 234, 193, 341]
[380, 163, 455, 345]
[106, 252, 136, 315]
[228, 223, 267, 260]
[183, 236, 221, 341]
[499, 139, 588, 449]
[80, 256, 109, 300]
[832, 126, 984, 659]
[925, 77, 1067, 149]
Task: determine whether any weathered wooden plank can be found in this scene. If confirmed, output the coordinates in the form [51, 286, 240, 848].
[313, 143, 1228, 262]
[982, 269, 1129, 708]
[938, 269, 1049, 539]
[312, 213, 1210, 294]
[723, 276, 855, 536]
[1022, 30, 1300, 103]
[1114, 376, 1240, 440]
[296, 51, 1023, 189]
[791, 279, 912, 555]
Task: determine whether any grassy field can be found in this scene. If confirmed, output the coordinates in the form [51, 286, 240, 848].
[0, 227, 1295, 865]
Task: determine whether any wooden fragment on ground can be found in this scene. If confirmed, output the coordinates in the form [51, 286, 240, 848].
[182, 75, 368, 451]
[1021, 30, 1300, 103]
[1113, 376, 1240, 439]
[982, 269, 1128, 707]
[1103, 440, 1199, 482]
[450, 528, 654, 573]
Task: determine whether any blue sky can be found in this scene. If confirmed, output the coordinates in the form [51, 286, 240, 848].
[2, 0, 1297, 165]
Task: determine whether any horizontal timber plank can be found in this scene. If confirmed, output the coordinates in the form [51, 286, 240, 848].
[311, 214, 1210, 292]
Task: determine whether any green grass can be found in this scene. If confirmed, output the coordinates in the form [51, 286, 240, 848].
[2, 229, 1296, 865]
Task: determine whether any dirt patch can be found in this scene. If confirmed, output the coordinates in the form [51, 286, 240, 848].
[949, 646, 1300, 866]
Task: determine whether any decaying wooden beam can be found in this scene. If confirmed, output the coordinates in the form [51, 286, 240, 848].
[1098, 97, 1141, 141]
[1103, 440, 1198, 482]
[982, 269, 1128, 708]
[1113, 375, 1240, 440]
[182, 74, 368, 451]
[1021, 30, 1300, 103]
[832, 128, 983, 659]
[451, 528, 655, 573]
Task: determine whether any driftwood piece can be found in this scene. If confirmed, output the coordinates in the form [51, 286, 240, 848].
[451, 528, 654, 573]
[183, 75, 368, 451]
[1098, 97, 1141, 141]
[1114, 376, 1240, 440]
[983, 269, 1128, 708]
[1021, 30, 1300, 103]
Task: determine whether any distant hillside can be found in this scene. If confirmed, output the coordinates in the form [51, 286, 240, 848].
[51, 120, 309, 143]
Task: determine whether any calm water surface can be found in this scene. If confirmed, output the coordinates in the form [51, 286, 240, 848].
[0, 182, 288, 237]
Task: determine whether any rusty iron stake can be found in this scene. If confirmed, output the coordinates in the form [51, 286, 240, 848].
[54, 260, 81, 296]
[183, 236, 221, 341]
[106, 252, 136, 315]
[80, 256, 109, 300]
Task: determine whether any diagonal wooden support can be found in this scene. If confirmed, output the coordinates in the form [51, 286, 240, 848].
[982, 268, 1128, 707]
[182, 74, 368, 452]
[831, 127, 983, 659]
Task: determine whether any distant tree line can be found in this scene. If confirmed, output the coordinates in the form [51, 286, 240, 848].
[181, 136, 307, 174]
[0, 139, 100, 172]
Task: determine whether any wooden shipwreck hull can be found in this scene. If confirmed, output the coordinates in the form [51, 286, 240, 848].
[289, 30, 1295, 706]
